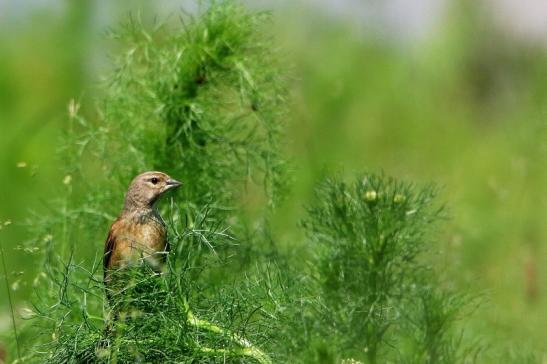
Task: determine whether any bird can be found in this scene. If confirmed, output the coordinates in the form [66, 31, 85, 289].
[103, 171, 182, 286]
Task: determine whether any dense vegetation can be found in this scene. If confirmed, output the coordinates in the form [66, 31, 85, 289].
[3, 3, 476, 363]
[0, 1, 545, 363]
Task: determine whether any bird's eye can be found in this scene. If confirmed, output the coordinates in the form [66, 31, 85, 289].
[150, 177, 159, 185]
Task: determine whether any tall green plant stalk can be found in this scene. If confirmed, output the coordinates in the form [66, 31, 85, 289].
[263, 174, 476, 363]
[0, 228, 21, 361]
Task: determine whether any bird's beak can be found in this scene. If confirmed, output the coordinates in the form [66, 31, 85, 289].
[165, 178, 182, 190]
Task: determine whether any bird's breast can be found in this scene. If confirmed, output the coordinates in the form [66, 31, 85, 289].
[111, 214, 168, 270]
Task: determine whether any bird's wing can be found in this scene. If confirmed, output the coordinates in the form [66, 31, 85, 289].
[103, 218, 123, 281]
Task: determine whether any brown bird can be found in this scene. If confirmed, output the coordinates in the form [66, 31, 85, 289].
[103, 171, 182, 285]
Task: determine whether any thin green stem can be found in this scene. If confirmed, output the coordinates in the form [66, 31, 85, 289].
[0, 234, 22, 360]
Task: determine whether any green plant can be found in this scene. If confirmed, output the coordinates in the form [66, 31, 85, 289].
[27, 206, 275, 363]
[306, 175, 442, 362]
[17, 2, 287, 362]
[272, 174, 476, 364]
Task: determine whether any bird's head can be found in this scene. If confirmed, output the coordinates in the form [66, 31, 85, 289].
[123, 171, 182, 211]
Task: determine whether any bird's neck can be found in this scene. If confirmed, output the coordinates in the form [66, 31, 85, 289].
[121, 206, 163, 226]
[123, 193, 157, 213]
[122, 195, 156, 216]
[122, 192, 165, 225]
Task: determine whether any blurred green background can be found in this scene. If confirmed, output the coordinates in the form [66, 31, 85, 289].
[0, 0, 545, 361]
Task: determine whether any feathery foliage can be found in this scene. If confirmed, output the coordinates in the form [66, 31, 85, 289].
[268, 175, 477, 363]
[95, 1, 286, 212]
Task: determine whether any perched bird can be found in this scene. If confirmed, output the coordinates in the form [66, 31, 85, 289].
[103, 171, 182, 285]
